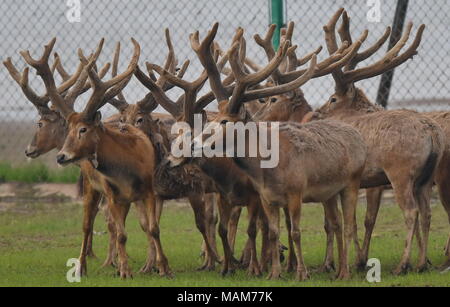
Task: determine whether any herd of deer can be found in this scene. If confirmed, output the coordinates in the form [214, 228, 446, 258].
[4, 8, 450, 281]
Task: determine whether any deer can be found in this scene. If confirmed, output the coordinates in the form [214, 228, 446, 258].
[112, 29, 222, 271]
[302, 8, 445, 275]
[232, 21, 367, 273]
[355, 113, 450, 272]
[134, 26, 277, 276]
[14, 37, 172, 279]
[156, 23, 369, 280]
[4, 42, 164, 272]
[3, 46, 126, 263]
[207, 20, 367, 273]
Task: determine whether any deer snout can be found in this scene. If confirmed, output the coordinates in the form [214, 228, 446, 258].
[25, 145, 39, 158]
[56, 151, 75, 165]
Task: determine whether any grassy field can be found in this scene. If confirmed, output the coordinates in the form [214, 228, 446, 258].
[0, 199, 449, 287]
[0, 162, 79, 184]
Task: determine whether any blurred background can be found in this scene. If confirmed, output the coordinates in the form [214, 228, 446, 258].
[0, 0, 449, 167]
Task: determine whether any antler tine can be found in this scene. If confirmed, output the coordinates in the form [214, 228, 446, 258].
[345, 23, 425, 83]
[148, 62, 208, 126]
[3, 58, 51, 115]
[20, 38, 57, 68]
[297, 46, 323, 66]
[163, 28, 176, 72]
[160, 59, 190, 91]
[227, 40, 290, 114]
[338, 10, 392, 71]
[323, 8, 345, 55]
[323, 8, 352, 94]
[190, 23, 230, 103]
[19, 38, 79, 118]
[134, 65, 181, 117]
[80, 38, 140, 120]
[254, 24, 277, 61]
[242, 55, 318, 103]
[53, 52, 71, 81]
[112, 42, 127, 102]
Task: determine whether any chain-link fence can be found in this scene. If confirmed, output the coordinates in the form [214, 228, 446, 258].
[0, 0, 449, 166]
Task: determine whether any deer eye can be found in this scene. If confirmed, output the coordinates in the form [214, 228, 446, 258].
[38, 122, 43, 128]
[79, 128, 87, 134]
[136, 118, 144, 124]
[330, 97, 337, 103]
[119, 118, 125, 123]
[258, 98, 266, 104]
[270, 97, 278, 103]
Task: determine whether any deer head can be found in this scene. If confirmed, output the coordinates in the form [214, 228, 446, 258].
[14, 37, 139, 166]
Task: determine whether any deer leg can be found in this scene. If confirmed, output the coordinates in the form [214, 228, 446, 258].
[188, 194, 219, 271]
[436, 167, 450, 270]
[390, 178, 418, 275]
[134, 200, 159, 274]
[107, 201, 132, 279]
[287, 193, 309, 281]
[78, 184, 101, 277]
[259, 210, 271, 273]
[101, 201, 119, 268]
[324, 196, 344, 277]
[201, 193, 219, 265]
[358, 187, 383, 271]
[337, 183, 359, 280]
[318, 197, 338, 273]
[246, 200, 262, 277]
[261, 200, 281, 280]
[415, 182, 434, 273]
[217, 197, 235, 276]
[283, 207, 296, 273]
[228, 207, 242, 255]
[86, 200, 99, 259]
[146, 194, 171, 278]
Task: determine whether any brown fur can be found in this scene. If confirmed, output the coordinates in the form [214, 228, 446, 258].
[58, 112, 171, 278]
[307, 86, 445, 274]
[119, 104, 221, 270]
[208, 119, 367, 280]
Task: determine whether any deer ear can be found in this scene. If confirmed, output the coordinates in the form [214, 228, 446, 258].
[94, 111, 102, 125]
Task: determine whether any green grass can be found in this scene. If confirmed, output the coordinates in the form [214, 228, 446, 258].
[0, 162, 79, 184]
[0, 200, 449, 287]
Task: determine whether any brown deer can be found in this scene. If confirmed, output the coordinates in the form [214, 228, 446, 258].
[3, 47, 123, 262]
[113, 29, 221, 271]
[135, 26, 274, 276]
[161, 23, 368, 280]
[4, 43, 161, 271]
[237, 21, 365, 272]
[16, 37, 171, 279]
[303, 8, 445, 275]
[359, 110, 450, 271]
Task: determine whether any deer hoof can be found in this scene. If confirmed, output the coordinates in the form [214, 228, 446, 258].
[317, 262, 336, 273]
[393, 263, 412, 276]
[296, 270, 310, 282]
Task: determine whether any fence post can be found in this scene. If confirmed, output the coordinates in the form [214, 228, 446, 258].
[269, 0, 286, 50]
[376, 0, 409, 108]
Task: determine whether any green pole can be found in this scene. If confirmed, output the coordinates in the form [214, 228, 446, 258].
[270, 0, 285, 50]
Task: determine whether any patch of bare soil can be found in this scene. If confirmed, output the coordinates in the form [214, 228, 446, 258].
[0, 183, 78, 210]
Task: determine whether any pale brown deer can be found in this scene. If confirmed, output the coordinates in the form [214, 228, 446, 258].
[16, 37, 171, 279]
[112, 29, 221, 271]
[303, 8, 445, 275]
[174, 26, 366, 280]
[3, 46, 123, 262]
[359, 110, 450, 271]
[3, 43, 161, 271]
[162, 23, 369, 281]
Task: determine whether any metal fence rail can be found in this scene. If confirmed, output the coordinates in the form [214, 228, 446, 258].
[0, 0, 449, 165]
